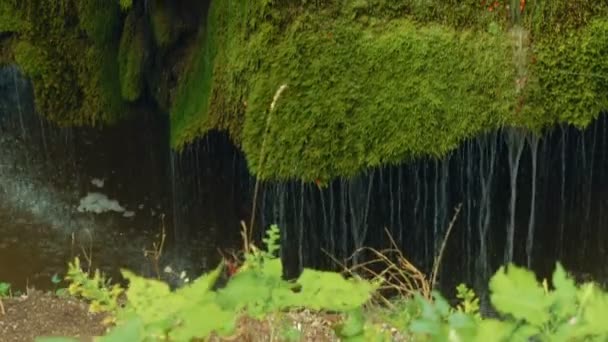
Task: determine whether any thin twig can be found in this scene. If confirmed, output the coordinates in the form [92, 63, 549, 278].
[249, 84, 288, 244]
[430, 203, 463, 291]
[323, 226, 432, 302]
[0, 298, 5, 315]
[143, 215, 167, 280]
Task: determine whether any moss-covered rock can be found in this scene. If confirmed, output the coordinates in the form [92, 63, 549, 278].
[0, 2, 28, 33]
[118, 11, 146, 102]
[5, 0, 126, 126]
[150, 0, 177, 48]
[170, 0, 608, 181]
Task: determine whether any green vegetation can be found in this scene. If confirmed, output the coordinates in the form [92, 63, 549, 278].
[150, 0, 177, 49]
[118, 12, 145, 102]
[170, 1, 608, 181]
[0, 282, 10, 298]
[2, 1, 608, 180]
[35, 225, 608, 341]
[65, 257, 124, 315]
[3, 0, 125, 126]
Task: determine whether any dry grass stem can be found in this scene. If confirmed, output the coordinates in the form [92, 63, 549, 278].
[249, 84, 288, 244]
[430, 203, 462, 291]
[324, 203, 463, 305]
[143, 215, 167, 279]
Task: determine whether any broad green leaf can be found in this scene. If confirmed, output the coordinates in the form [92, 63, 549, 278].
[215, 270, 272, 315]
[97, 318, 143, 342]
[176, 262, 223, 299]
[489, 264, 551, 326]
[336, 308, 365, 338]
[260, 258, 283, 280]
[288, 270, 375, 311]
[121, 270, 187, 336]
[550, 262, 577, 318]
[579, 286, 608, 336]
[169, 302, 236, 341]
[474, 319, 514, 342]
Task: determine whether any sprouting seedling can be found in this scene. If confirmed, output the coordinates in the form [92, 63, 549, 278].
[51, 273, 61, 285]
[0, 282, 10, 297]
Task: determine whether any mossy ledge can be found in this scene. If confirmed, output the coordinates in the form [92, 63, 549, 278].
[170, 1, 608, 181]
[2, 1, 608, 182]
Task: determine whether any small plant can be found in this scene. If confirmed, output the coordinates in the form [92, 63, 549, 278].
[51, 273, 69, 298]
[143, 216, 167, 280]
[456, 283, 480, 318]
[95, 224, 376, 341]
[0, 281, 9, 315]
[0, 282, 10, 297]
[65, 257, 123, 318]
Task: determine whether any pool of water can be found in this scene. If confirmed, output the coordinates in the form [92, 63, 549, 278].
[0, 103, 243, 290]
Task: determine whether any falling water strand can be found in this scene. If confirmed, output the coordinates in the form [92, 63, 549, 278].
[526, 134, 539, 268]
[298, 181, 305, 270]
[168, 151, 182, 247]
[422, 164, 429, 266]
[433, 160, 440, 257]
[38, 115, 49, 161]
[12, 66, 27, 140]
[348, 177, 362, 264]
[389, 167, 395, 232]
[439, 155, 450, 233]
[586, 123, 597, 225]
[328, 182, 336, 258]
[319, 186, 329, 253]
[340, 179, 348, 259]
[477, 134, 497, 283]
[397, 165, 404, 243]
[558, 126, 567, 257]
[600, 116, 608, 254]
[578, 133, 588, 256]
[504, 129, 525, 264]
[466, 141, 474, 281]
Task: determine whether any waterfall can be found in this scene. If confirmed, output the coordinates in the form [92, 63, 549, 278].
[476, 133, 497, 283]
[558, 126, 567, 257]
[526, 134, 539, 268]
[504, 128, 526, 264]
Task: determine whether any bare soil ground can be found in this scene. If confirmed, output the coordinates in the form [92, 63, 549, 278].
[0, 291, 342, 342]
[0, 290, 107, 342]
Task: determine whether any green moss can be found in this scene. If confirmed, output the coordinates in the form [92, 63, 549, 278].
[242, 19, 516, 180]
[76, 0, 121, 45]
[170, 0, 225, 147]
[8, 0, 126, 126]
[0, 2, 27, 33]
[150, 0, 176, 48]
[118, 12, 145, 102]
[119, 0, 133, 12]
[171, 1, 608, 181]
[524, 20, 608, 129]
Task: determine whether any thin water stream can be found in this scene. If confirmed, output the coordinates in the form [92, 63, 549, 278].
[1, 64, 608, 298]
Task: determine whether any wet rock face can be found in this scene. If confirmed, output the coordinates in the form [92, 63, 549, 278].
[0, 64, 34, 131]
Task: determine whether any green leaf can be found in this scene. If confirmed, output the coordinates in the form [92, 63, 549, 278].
[335, 308, 366, 338]
[288, 270, 375, 311]
[176, 262, 223, 299]
[97, 318, 143, 342]
[549, 262, 578, 318]
[489, 264, 551, 326]
[215, 270, 273, 315]
[0, 282, 10, 297]
[474, 319, 515, 342]
[169, 302, 236, 341]
[121, 270, 187, 336]
[35, 338, 79, 342]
